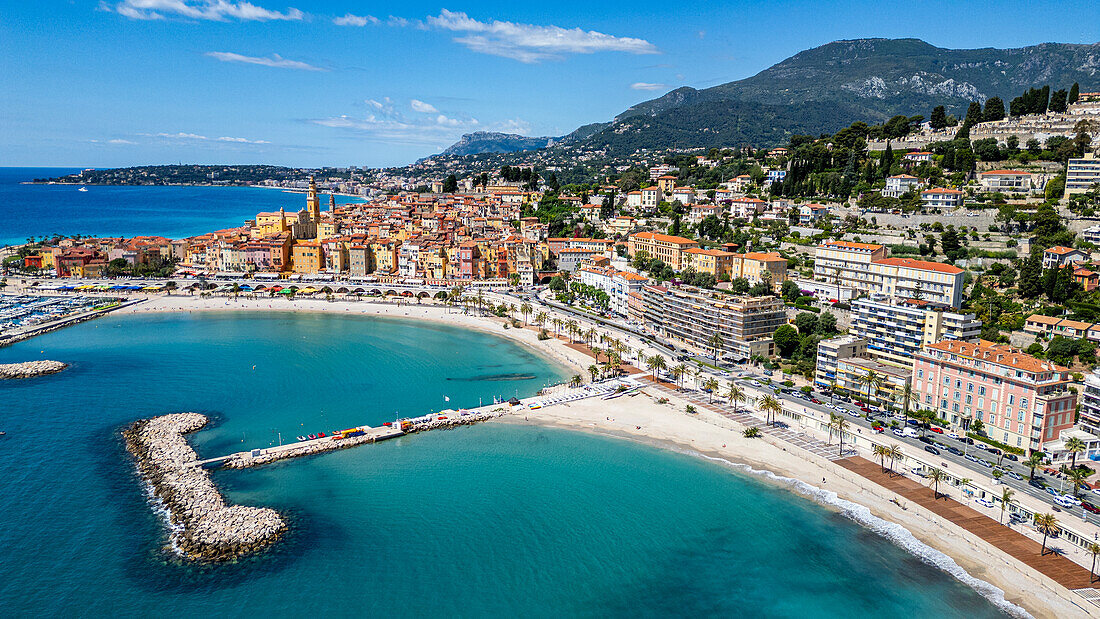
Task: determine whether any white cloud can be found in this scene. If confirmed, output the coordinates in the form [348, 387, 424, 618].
[147, 131, 270, 144]
[333, 13, 378, 27]
[205, 51, 326, 71]
[630, 82, 666, 91]
[106, 1, 303, 21]
[410, 99, 438, 113]
[423, 9, 658, 63]
[107, 138, 137, 144]
[387, 16, 409, 27]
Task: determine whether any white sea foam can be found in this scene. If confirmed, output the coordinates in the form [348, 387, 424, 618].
[142, 479, 185, 556]
[689, 450, 1033, 619]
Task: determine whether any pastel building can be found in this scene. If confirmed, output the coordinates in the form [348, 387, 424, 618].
[913, 340, 1077, 452]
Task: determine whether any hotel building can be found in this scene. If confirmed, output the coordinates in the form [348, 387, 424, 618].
[627, 232, 699, 270]
[814, 241, 966, 308]
[1064, 152, 1100, 197]
[850, 297, 982, 368]
[913, 340, 1077, 452]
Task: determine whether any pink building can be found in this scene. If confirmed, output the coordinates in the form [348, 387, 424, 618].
[913, 340, 1076, 453]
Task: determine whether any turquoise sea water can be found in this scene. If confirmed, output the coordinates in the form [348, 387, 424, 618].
[0, 167, 360, 247]
[0, 312, 1012, 616]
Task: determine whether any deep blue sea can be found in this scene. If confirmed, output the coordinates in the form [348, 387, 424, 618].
[0, 312, 1012, 617]
[0, 167, 360, 247]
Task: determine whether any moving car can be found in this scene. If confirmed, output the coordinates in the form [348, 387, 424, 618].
[929, 427, 944, 434]
[924, 445, 941, 455]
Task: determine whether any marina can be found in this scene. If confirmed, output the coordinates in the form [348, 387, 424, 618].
[0, 294, 122, 333]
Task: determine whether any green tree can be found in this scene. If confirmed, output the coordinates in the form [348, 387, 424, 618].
[726, 383, 746, 414]
[983, 96, 1005, 121]
[757, 394, 783, 426]
[442, 174, 458, 193]
[1070, 82, 1080, 105]
[773, 325, 800, 358]
[780, 279, 801, 302]
[930, 105, 947, 130]
[999, 487, 1015, 524]
[1026, 452, 1044, 480]
[703, 377, 720, 403]
[1049, 89, 1068, 113]
[729, 277, 750, 294]
[1066, 436, 1088, 469]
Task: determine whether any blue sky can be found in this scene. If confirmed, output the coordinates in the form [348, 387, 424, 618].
[1, 1, 1098, 168]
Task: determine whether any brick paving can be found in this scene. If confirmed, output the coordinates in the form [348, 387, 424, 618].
[837, 456, 1100, 590]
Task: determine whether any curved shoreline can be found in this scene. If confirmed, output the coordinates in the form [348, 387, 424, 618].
[89, 296, 1093, 615]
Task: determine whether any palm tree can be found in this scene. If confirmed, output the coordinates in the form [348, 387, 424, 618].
[1033, 513, 1060, 556]
[1066, 436, 1087, 469]
[551, 317, 562, 336]
[647, 355, 667, 382]
[584, 327, 598, 349]
[897, 382, 918, 425]
[570, 374, 583, 388]
[707, 332, 724, 365]
[859, 370, 884, 408]
[927, 467, 946, 500]
[587, 364, 600, 383]
[888, 444, 904, 474]
[703, 377, 720, 403]
[829, 413, 850, 456]
[758, 394, 782, 426]
[1066, 466, 1090, 497]
[1026, 453, 1044, 480]
[873, 444, 889, 472]
[999, 487, 1015, 524]
[671, 363, 688, 390]
[566, 320, 579, 343]
[520, 302, 532, 325]
[1089, 543, 1100, 583]
[726, 383, 746, 414]
[534, 311, 548, 328]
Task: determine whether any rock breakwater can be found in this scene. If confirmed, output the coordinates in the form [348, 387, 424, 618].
[0, 360, 68, 379]
[123, 413, 286, 561]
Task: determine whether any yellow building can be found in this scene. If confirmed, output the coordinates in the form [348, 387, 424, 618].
[681, 248, 737, 277]
[370, 240, 398, 274]
[254, 209, 290, 237]
[291, 241, 324, 274]
[627, 231, 699, 270]
[731, 252, 788, 290]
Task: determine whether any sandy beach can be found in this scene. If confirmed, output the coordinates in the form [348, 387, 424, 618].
[112, 293, 1094, 617]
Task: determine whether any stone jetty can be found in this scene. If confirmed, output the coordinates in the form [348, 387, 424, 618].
[123, 413, 286, 562]
[0, 360, 68, 379]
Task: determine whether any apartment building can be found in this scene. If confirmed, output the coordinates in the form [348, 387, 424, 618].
[978, 170, 1035, 192]
[627, 232, 699, 270]
[575, 265, 649, 317]
[850, 297, 982, 368]
[641, 285, 786, 359]
[883, 174, 922, 198]
[913, 340, 1077, 452]
[1042, 246, 1089, 270]
[1065, 152, 1100, 197]
[814, 335, 867, 388]
[920, 188, 964, 210]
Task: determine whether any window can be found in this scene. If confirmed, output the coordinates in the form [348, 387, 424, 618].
[955, 379, 962, 388]
[979, 386, 986, 396]
[926, 395, 932, 404]
[954, 391, 961, 401]
[967, 383, 974, 392]
[943, 376, 950, 386]
[1017, 437, 1022, 447]
[952, 403, 960, 412]
[991, 402, 998, 414]
[990, 415, 997, 425]
[966, 395, 972, 404]
[917, 369, 924, 378]
[977, 411, 984, 421]
[1008, 394, 1014, 405]
[941, 399, 948, 409]
[1020, 398, 1028, 409]
[1018, 411, 1024, 422]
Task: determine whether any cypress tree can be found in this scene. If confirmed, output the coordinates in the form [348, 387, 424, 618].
[983, 97, 1005, 121]
[930, 105, 947, 130]
[880, 142, 893, 178]
[1039, 85, 1051, 113]
[1050, 89, 1068, 113]
[1070, 82, 1080, 104]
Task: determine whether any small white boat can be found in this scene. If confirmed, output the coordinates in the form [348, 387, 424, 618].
[78, 187, 88, 192]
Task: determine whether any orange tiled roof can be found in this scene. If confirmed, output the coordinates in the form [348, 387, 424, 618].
[823, 240, 884, 251]
[873, 257, 963, 274]
[927, 340, 1067, 374]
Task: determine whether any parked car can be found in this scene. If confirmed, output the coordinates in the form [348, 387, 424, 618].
[1029, 479, 1046, 490]
[871, 426, 885, 434]
[946, 446, 963, 456]
[975, 497, 995, 508]
[918, 436, 934, 445]
[947, 432, 959, 439]
[1082, 502, 1100, 514]
[924, 445, 941, 455]
[929, 427, 944, 434]
[1003, 453, 1019, 462]
[892, 428, 905, 437]
[911, 467, 928, 477]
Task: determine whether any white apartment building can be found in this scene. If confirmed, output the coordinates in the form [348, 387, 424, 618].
[978, 170, 1035, 192]
[814, 241, 966, 308]
[920, 188, 964, 210]
[883, 174, 922, 198]
[576, 265, 649, 317]
[1065, 152, 1100, 197]
[814, 335, 867, 388]
[850, 296, 981, 368]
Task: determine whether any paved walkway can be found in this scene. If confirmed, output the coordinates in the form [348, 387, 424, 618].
[836, 456, 1100, 591]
